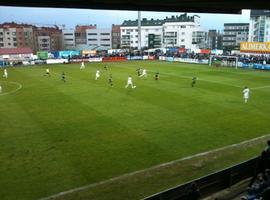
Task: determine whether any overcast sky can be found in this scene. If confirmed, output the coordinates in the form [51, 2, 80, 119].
[0, 6, 251, 31]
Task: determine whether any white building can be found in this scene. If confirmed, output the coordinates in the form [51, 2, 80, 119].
[120, 14, 204, 49]
[249, 10, 270, 42]
[86, 29, 111, 48]
[62, 29, 75, 49]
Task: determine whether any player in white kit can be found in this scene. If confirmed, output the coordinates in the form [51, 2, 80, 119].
[80, 61, 85, 69]
[140, 69, 147, 78]
[0, 85, 2, 93]
[243, 86, 250, 103]
[125, 75, 136, 88]
[95, 69, 100, 80]
[3, 69, 8, 78]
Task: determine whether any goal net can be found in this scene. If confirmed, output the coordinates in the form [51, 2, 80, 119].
[209, 55, 239, 69]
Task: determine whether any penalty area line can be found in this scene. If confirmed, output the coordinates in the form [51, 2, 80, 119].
[39, 134, 270, 200]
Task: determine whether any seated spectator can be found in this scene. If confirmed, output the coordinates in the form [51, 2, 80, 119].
[187, 182, 201, 200]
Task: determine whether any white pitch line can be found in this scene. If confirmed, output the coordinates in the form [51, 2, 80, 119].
[0, 81, 22, 96]
[39, 134, 270, 200]
[252, 85, 270, 90]
[148, 70, 243, 89]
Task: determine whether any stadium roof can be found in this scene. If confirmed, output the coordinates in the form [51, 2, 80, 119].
[0, 0, 269, 14]
[0, 48, 33, 55]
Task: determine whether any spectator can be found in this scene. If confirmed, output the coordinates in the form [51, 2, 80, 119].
[187, 182, 201, 200]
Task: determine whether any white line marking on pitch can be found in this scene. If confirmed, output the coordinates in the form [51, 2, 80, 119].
[252, 85, 270, 90]
[39, 134, 270, 200]
[0, 81, 22, 96]
[148, 70, 243, 89]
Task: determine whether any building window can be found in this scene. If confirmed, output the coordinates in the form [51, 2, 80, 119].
[8, 43, 11, 45]
[101, 39, 110, 41]
[88, 39, 97, 41]
[13, 38, 17, 41]
[14, 43, 17, 46]
[0, 32, 3, 35]
[181, 39, 185, 42]
[182, 32, 185, 35]
[0, 38, 3, 41]
[7, 32, 10, 35]
[12, 32, 16, 36]
[0, 43, 3, 47]
[181, 26, 186, 28]
[100, 33, 110, 36]
[88, 33, 97, 35]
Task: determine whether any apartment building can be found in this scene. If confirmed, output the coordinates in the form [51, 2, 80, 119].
[120, 14, 205, 49]
[249, 10, 270, 42]
[112, 24, 121, 49]
[223, 23, 249, 50]
[86, 28, 111, 48]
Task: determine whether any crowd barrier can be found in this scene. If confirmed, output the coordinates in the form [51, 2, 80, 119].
[46, 59, 69, 64]
[70, 58, 91, 63]
[145, 157, 259, 200]
[236, 62, 270, 70]
[102, 57, 127, 62]
[127, 56, 144, 60]
[159, 56, 209, 64]
[89, 57, 103, 62]
[253, 64, 270, 70]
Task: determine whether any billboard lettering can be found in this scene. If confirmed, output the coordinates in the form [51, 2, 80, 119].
[240, 42, 270, 53]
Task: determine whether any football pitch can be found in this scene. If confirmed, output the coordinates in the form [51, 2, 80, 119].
[0, 61, 270, 200]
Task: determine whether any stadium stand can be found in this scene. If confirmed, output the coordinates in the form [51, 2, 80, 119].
[145, 141, 270, 200]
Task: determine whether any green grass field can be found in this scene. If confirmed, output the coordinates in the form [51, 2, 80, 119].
[0, 61, 270, 200]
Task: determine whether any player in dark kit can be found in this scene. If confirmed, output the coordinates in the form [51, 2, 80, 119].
[62, 72, 66, 82]
[108, 74, 113, 87]
[191, 77, 197, 87]
[155, 72, 160, 80]
[104, 65, 108, 70]
[136, 68, 141, 76]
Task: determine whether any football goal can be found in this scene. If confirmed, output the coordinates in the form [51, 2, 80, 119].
[209, 55, 239, 69]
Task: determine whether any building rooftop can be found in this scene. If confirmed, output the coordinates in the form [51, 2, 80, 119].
[0, 48, 33, 55]
[224, 23, 249, 26]
[121, 13, 198, 27]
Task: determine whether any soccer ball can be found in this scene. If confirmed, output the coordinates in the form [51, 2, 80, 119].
[132, 86, 136, 88]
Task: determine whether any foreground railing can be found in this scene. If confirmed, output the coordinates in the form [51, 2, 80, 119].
[144, 157, 259, 200]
